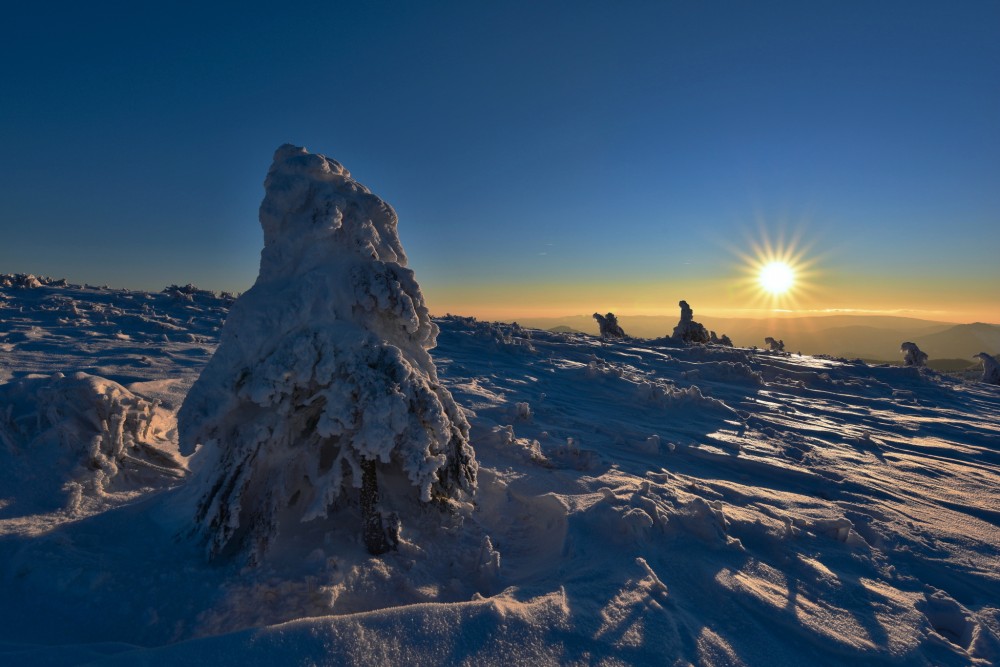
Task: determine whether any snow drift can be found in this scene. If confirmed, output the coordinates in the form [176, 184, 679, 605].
[177, 145, 477, 562]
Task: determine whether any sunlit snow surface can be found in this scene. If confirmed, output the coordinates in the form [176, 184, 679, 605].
[1, 282, 998, 666]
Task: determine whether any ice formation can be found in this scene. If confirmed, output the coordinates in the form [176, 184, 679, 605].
[671, 300, 710, 343]
[975, 352, 1000, 384]
[178, 145, 477, 562]
[900, 341, 928, 367]
[764, 337, 785, 352]
[593, 312, 626, 339]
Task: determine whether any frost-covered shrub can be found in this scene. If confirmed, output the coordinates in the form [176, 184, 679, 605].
[448, 316, 535, 350]
[671, 300, 710, 344]
[0, 273, 43, 288]
[593, 312, 626, 339]
[709, 331, 733, 346]
[0, 273, 70, 288]
[162, 283, 216, 302]
[975, 353, 1000, 384]
[179, 145, 477, 562]
[764, 337, 785, 352]
[0, 372, 176, 492]
[900, 342, 928, 367]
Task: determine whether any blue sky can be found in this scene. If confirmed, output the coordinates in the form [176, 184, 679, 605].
[2, 1, 998, 321]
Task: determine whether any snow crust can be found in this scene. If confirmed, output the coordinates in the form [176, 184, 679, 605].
[5, 278, 999, 664]
[3, 264, 1000, 661]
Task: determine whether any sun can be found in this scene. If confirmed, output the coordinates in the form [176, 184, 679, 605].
[759, 261, 795, 295]
[725, 224, 821, 311]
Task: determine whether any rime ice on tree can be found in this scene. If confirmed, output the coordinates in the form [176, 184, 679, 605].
[900, 342, 928, 367]
[975, 353, 1000, 384]
[765, 337, 785, 352]
[710, 331, 733, 346]
[178, 145, 477, 562]
[593, 312, 626, 339]
[671, 300, 710, 344]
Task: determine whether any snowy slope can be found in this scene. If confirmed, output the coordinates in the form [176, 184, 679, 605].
[1, 280, 999, 666]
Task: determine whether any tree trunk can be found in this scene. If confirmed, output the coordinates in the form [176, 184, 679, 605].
[361, 458, 389, 555]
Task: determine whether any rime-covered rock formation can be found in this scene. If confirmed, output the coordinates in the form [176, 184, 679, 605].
[671, 300, 710, 344]
[178, 145, 477, 562]
[975, 353, 1000, 384]
[593, 312, 626, 339]
[900, 342, 928, 367]
[765, 337, 785, 352]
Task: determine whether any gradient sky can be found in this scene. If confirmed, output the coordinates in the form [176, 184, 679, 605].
[2, 1, 998, 322]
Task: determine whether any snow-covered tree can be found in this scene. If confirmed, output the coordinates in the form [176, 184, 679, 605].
[593, 312, 626, 339]
[900, 342, 928, 367]
[764, 337, 785, 352]
[975, 353, 1000, 384]
[178, 145, 477, 562]
[710, 331, 733, 347]
[671, 300, 710, 344]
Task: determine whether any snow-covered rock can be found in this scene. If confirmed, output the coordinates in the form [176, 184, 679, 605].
[178, 145, 477, 562]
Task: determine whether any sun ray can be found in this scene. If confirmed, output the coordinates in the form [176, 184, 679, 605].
[721, 221, 824, 317]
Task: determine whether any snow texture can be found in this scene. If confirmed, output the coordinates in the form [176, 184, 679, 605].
[901, 341, 929, 367]
[671, 300, 710, 343]
[177, 145, 476, 562]
[593, 311, 626, 339]
[2, 280, 1000, 665]
[975, 352, 1000, 384]
[0, 372, 178, 492]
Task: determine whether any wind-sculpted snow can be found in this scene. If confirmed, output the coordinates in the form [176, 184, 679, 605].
[2, 282, 1000, 665]
[0, 372, 181, 517]
[178, 145, 476, 562]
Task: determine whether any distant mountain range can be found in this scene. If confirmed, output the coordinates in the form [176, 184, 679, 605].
[511, 314, 1000, 363]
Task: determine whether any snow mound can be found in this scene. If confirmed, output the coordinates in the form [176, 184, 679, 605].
[178, 145, 476, 563]
[0, 372, 180, 502]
